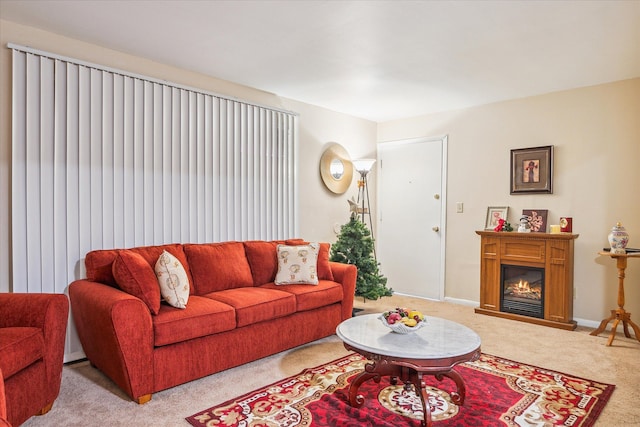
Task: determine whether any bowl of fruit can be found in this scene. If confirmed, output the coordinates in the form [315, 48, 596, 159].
[379, 308, 426, 334]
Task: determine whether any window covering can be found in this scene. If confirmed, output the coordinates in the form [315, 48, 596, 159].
[10, 44, 299, 299]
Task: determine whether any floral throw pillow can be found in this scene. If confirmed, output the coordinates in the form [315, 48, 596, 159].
[275, 243, 320, 285]
[155, 250, 189, 309]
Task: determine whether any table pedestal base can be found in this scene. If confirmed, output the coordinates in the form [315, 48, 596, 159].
[590, 308, 640, 346]
[593, 252, 640, 346]
[348, 359, 467, 427]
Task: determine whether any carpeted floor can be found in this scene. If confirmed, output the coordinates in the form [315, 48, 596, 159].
[21, 295, 640, 426]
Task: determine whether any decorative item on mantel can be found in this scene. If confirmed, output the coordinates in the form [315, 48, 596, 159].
[485, 206, 509, 230]
[608, 222, 630, 254]
[560, 217, 573, 233]
[517, 216, 531, 233]
[494, 218, 513, 232]
[522, 209, 548, 232]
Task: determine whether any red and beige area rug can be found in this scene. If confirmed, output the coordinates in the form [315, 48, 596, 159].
[186, 353, 614, 427]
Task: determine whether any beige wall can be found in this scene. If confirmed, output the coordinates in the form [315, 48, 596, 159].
[0, 20, 376, 293]
[378, 78, 640, 323]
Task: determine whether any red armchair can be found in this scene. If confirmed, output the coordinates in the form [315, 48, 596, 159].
[0, 293, 69, 426]
[1, 368, 9, 427]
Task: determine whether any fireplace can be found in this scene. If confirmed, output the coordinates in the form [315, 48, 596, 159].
[501, 265, 544, 319]
[475, 231, 578, 330]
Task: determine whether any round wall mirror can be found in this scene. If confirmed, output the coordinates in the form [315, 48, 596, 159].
[330, 159, 345, 179]
[320, 143, 353, 194]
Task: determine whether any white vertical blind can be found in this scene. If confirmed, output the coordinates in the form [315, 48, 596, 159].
[11, 45, 298, 360]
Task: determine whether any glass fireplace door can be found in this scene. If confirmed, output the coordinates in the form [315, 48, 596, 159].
[500, 265, 545, 319]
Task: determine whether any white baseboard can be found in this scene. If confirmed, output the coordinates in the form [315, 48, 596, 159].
[444, 297, 601, 329]
[394, 293, 602, 329]
[443, 296, 478, 307]
[64, 350, 86, 364]
[572, 318, 600, 329]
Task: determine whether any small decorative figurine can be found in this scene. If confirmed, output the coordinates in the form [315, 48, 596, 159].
[518, 216, 531, 233]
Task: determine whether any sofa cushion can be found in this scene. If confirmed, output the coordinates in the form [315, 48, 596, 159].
[152, 296, 236, 347]
[85, 244, 195, 294]
[155, 250, 190, 309]
[184, 242, 254, 294]
[0, 327, 44, 379]
[243, 241, 280, 285]
[261, 280, 344, 312]
[317, 243, 335, 281]
[285, 240, 334, 281]
[275, 243, 320, 285]
[112, 250, 162, 314]
[204, 288, 296, 328]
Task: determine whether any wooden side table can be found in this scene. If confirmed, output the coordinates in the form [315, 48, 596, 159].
[591, 252, 640, 346]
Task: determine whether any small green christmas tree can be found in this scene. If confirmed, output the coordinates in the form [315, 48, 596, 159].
[330, 215, 393, 300]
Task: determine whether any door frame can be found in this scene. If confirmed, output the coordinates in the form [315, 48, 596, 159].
[376, 134, 448, 300]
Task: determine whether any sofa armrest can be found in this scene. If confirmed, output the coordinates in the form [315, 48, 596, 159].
[0, 293, 67, 330]
[0, 293, 69, 401]
[329, 262, 357, 320]
[0, 368, 7, 427]
[68, 280, 154, 402]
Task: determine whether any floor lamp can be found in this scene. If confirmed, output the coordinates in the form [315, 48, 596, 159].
[351, 159, 376, 256]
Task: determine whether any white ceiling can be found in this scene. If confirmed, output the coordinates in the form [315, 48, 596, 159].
[1, 0, 639, 122]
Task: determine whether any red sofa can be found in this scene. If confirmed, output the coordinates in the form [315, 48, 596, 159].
[0, 293, 69, 427]
[69, 240, 356, 404]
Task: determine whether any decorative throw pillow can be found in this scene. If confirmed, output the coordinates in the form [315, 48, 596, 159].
[112, 250, 161, 315]
[285, 240, 334, 281]
[275, 243, 320, 285]
[155, 250, 190, 309]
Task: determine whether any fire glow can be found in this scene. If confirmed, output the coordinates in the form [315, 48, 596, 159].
[505, 279, 542, 300]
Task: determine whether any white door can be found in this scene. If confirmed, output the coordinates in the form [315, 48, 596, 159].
[377, 136, 446, 300]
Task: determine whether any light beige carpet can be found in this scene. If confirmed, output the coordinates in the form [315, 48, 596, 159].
[22, 296, 640, 426]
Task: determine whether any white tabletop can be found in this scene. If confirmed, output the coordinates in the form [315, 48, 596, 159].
[336, 313, 481, 360]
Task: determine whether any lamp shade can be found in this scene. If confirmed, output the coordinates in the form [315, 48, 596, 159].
[351, 159, 376, 175]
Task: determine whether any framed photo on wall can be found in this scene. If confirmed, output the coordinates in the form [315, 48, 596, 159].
[485, 206, 509, 230]
[510, 145, 553, 194]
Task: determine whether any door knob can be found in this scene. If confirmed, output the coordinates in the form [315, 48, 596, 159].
[432, 226, 440, 232]
[434, 194, 440, 200]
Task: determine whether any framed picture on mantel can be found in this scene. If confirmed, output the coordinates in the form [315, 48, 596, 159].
[485, 206, 509, 230]
[522, 209, 548, 233]
[510, 145, 553, 194]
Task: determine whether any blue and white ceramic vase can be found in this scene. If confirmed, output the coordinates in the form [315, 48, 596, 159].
[608, 222, 629, 254]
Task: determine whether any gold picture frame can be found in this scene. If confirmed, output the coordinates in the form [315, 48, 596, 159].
[510, 145, 553, 194]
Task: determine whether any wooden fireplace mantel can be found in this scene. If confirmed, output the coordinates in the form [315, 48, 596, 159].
[475, 231, 579, 330]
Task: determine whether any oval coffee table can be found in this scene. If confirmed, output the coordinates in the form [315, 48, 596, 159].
[336, 313, 481, 427]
